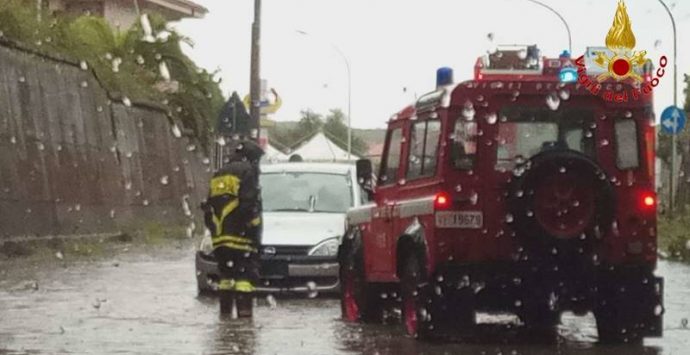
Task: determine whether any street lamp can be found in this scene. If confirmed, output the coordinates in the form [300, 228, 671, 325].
[524, 0, 572, 54]
[658, 0, 678, 214]
[296, 30, 352, 160]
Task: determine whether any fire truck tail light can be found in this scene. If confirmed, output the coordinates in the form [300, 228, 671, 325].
[434, 192, 451, 209]
[640, 192, 656, 209]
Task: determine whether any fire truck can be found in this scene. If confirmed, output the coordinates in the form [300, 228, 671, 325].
[339, 45, 663, 343]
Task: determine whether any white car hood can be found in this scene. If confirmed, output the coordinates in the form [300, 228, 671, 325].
[262, 212, 345, 246]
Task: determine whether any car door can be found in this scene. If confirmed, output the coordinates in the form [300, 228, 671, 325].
[366, 123, 405, 277]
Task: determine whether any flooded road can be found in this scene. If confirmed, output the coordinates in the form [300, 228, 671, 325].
[1, 245, 689, 355]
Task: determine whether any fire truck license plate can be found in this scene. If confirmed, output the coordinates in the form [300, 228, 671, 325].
[435, 211, 483, 229]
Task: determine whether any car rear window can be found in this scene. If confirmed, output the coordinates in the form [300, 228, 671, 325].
[615, 120, 639, 169]
[496, 107, 595, 171]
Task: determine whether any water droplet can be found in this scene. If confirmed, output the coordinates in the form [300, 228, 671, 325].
[96, 105, 104, 113]
[55, 251, 64, 260]
[654, 304, 664, 316]
[505, 214, 514, 223]
[36, 142, 45, 151]
[654, 39, 662, 49]
[202, 158, 210, 165]
[80, 81, 88, 88]
[546, 92, 561, 111]
[599, 139, 609, 147]
[122, 97, 132, 107]
[681, 318, 688, 328]
[558, 89, 570, 101]
[517, 49, 527, 60]
[136, 55, 145, 65]
[624, 111, 633, 118]
[160, 175, 169, 185]
[111, 57, 122, 73]
[485, 113, 498, 125]
[18, 76, 26, 83]
[462, 101, 476, 120]
[75, 204, 81, 211]
[186, 144, 196, 152]
[306, 281, 318, 298]
[142, 199, 149, 206]
[514, 300, 522, 307]
[559, 166, 566, 173]
[10, 136, 17, 144]
[80, 61, 89, 70]
[171, 124, 182, 138]
[216, 136, 227, 146]
[469, 191, 479, 205]
[455, 184, 462, 192]
[267, 294, 278, 309]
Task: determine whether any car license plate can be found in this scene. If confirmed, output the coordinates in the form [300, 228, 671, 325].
[260, 261, 288, 278]
[435, 211, 483, 229]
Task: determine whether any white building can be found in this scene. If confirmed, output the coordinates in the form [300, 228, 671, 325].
[45, 0, 207, 29]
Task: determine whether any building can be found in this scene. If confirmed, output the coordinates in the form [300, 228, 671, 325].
[45, 0, 207, 29]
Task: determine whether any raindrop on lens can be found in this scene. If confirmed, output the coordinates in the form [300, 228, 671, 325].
[160, 175, 169, 185]
[122, 97, 132, 107]
[546, 93, 561, 111]
[80, 61, 88, 70]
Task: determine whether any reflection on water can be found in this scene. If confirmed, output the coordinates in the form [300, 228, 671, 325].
[0, 250, 687, 355]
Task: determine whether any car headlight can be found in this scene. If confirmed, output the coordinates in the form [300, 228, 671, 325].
[199, 232, 214, 255]
[308, 237, 339, 256]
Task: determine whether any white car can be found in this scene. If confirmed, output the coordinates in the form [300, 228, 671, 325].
[195, 162, 363, 294]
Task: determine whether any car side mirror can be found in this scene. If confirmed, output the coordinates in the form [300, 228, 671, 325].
[356, 159, 374, 200]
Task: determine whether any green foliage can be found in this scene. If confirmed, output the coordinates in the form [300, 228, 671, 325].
[323, 108, 368, 156]
[658, 216, 690, 262]
[0, 1, 223, 146]
[268, 108, 369, 156]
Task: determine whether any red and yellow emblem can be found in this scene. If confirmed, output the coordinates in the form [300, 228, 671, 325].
[593, 0, 647, 83]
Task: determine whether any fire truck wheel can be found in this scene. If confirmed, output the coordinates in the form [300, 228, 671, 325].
[593, 271, 662, 344]
[508, 149, 614, 252]
[518, 295, 559, 341]
[400, 253, 434, 340]
[339, 243, 384, 323]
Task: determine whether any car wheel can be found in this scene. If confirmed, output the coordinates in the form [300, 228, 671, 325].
[339, 239, 384, 323]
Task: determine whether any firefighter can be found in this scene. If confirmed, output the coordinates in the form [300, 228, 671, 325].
[202, 139, 264, 317]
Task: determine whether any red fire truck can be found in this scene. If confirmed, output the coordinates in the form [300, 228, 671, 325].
[339, 45, 663, 343]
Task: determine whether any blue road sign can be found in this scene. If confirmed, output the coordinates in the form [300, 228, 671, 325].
[660, 106, 687, 135]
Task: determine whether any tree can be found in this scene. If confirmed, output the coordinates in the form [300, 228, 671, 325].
[323, 109, 368, 156]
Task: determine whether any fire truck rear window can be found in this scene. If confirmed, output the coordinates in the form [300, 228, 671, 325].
[496, 107, 595, 171]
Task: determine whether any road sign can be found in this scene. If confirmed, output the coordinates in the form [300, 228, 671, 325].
[660, 106, 687, 135]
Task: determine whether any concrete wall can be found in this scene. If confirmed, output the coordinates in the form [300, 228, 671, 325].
[0, 41, 210, 239]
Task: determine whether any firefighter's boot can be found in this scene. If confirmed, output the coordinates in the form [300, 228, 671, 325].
[235, 280, 255, 318]
[218, 279, 235, 315]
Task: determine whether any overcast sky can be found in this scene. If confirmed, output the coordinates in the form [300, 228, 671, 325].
[173, 0, 690, 129]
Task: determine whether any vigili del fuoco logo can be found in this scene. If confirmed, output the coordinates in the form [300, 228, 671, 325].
[575, 0, 667, 103]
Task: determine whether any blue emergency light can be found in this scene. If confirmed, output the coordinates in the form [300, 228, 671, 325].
[559, 67, 578, 83]
[436, 67, 454, 87]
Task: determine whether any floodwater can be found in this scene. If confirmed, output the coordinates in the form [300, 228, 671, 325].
[1, 245, 689, 355]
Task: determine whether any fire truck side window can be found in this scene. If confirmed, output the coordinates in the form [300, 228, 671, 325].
[379, 127, 403, 185]
[451, 119, 478, 170]
[407, 120, 441, 179]
[615, 120, 639, 169]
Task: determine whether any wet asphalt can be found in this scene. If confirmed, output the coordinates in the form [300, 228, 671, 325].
[1, 244, 689, 355]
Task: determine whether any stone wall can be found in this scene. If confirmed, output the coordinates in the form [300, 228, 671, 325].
[0, 41, 210, 239]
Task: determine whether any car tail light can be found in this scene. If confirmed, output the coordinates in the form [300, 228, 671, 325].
[640, 191, 656, 210]
[434, 192, 451, 209]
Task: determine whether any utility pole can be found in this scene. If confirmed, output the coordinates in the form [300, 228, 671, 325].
[658, 0, 677, 215]
[249, 0, 262, 141]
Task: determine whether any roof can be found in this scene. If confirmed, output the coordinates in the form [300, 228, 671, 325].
[262, 162, 355, 175]
[289, 131, 361, 162]
[145, 0, 208, 18]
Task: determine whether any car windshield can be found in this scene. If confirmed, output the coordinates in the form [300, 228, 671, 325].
[261, 172, 353, 213]
[496, 107, 595, 171]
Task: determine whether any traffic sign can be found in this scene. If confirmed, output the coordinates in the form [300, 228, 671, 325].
[660, 106, 686, 135]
